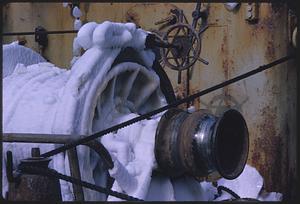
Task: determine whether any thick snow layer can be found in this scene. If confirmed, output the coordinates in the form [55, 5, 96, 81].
[71, 21, 148, 67]
[3, 21, 165, 201]
[215, 164, 263, 200]
[76, 22, 98, 51]
[214, 164, 283, 201]
[102, 113, 161, 200]
[2, 42, 46, 78]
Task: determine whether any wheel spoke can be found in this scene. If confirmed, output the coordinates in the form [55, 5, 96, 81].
[173, 55, 181, 67]
[108, 76, 117, 102]
[181, 26, 187, 36]
[166, 48, 171, 57]
[166, 56, 177, 60]
[181, 57, 186, 66]
[171, 27, 182, 40]
[190, 46, 196, 54]
[122, 70, 139, 100]
[166, 35, 189, 38]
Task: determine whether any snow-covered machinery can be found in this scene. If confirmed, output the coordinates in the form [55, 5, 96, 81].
[3, 21, 249, 201]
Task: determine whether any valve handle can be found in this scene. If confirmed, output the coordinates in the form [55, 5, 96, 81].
[161, 23, 201, 71]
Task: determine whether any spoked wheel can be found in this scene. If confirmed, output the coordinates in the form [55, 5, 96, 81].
[91, 61, 166, 133]
[161, 23, 201, 71]
[86, 49, 176, 200]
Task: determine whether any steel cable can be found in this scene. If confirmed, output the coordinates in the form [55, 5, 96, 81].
[217, 185, 241, 199]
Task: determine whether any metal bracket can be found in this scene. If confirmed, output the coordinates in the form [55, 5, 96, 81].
[245, 3, 259, 24]
[35, 26, 48, 49]
[156, 2, 209, 86]
[6, 151, 21, 185]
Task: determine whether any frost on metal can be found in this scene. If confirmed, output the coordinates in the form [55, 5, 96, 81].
[2, 41, 46, 78]
[2, 21, 282, 201]
[2, 21, 164, 201]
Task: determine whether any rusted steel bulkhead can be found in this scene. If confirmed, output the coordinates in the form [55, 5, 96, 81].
[155, 108, 249, 180]
[7, 148, 62, 201]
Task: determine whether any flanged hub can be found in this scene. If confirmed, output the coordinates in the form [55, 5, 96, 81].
[154, 108, 249, 180]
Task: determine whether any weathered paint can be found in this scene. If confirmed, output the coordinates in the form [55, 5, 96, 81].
[2, 2, 297, 199]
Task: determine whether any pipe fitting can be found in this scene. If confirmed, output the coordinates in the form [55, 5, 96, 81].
[155, 108, 249, 180]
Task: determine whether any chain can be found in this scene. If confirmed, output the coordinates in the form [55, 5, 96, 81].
[18, 164, 143, 201]
[217, 185, 241, 199]
[40, 54, 294, 158]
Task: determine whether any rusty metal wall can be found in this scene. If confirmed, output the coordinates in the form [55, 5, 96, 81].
[2, 2, 298, 199]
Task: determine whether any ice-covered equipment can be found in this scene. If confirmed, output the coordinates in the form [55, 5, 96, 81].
[3, 21, 170, 201]
[3, 21, 251, 202]
[3, 42, 46, 78]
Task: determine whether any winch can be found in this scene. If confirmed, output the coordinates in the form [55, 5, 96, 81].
[155, 108, 249, 179]
[2, 9, 295, 200]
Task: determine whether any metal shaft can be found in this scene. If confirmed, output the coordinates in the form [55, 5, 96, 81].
[3, 30, 78, 36]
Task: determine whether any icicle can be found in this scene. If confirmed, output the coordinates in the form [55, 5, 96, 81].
[74, 19, 82, 31]
[72, 6, 82, 31]
[72, 6, 82, 18]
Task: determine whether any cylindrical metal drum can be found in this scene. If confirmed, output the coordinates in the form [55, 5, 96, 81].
[155, 108, 249, 180]
[7, 148, 62, 201]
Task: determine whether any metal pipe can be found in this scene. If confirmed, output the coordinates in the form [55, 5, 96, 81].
[2, 133, 113, 173]
[3, 134, 113, 201]
[67, 148, 85, 201]
[3, 30, 78, 36]
[2, 133, 84, 144]
[155, 108, 249, 180]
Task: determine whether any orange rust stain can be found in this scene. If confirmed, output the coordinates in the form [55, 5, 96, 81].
[250, 106, 287, 193]
[125, 10, 140, 26]
[174, 85, 186, 100]
[221, 33, 230, 107]
[174, 82, 186, 109]
[265, 40, 275, 60]
[222, 58, 229, 79]
[188, 88, 202, 110]
[174, 77, 187, 109]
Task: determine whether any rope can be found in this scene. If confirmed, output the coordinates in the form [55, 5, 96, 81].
[40, 54, 295, 158]
[18, 165, 144, 201]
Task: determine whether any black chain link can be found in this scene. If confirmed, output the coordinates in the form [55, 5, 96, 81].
[217, 185, 241, 199]
[18, 165, 143, 202]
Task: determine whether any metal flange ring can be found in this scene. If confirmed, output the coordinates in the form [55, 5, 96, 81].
[161, 23, 201, 71]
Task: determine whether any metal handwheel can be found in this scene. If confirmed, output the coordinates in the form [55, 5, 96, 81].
[161, 23, 201, 71]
